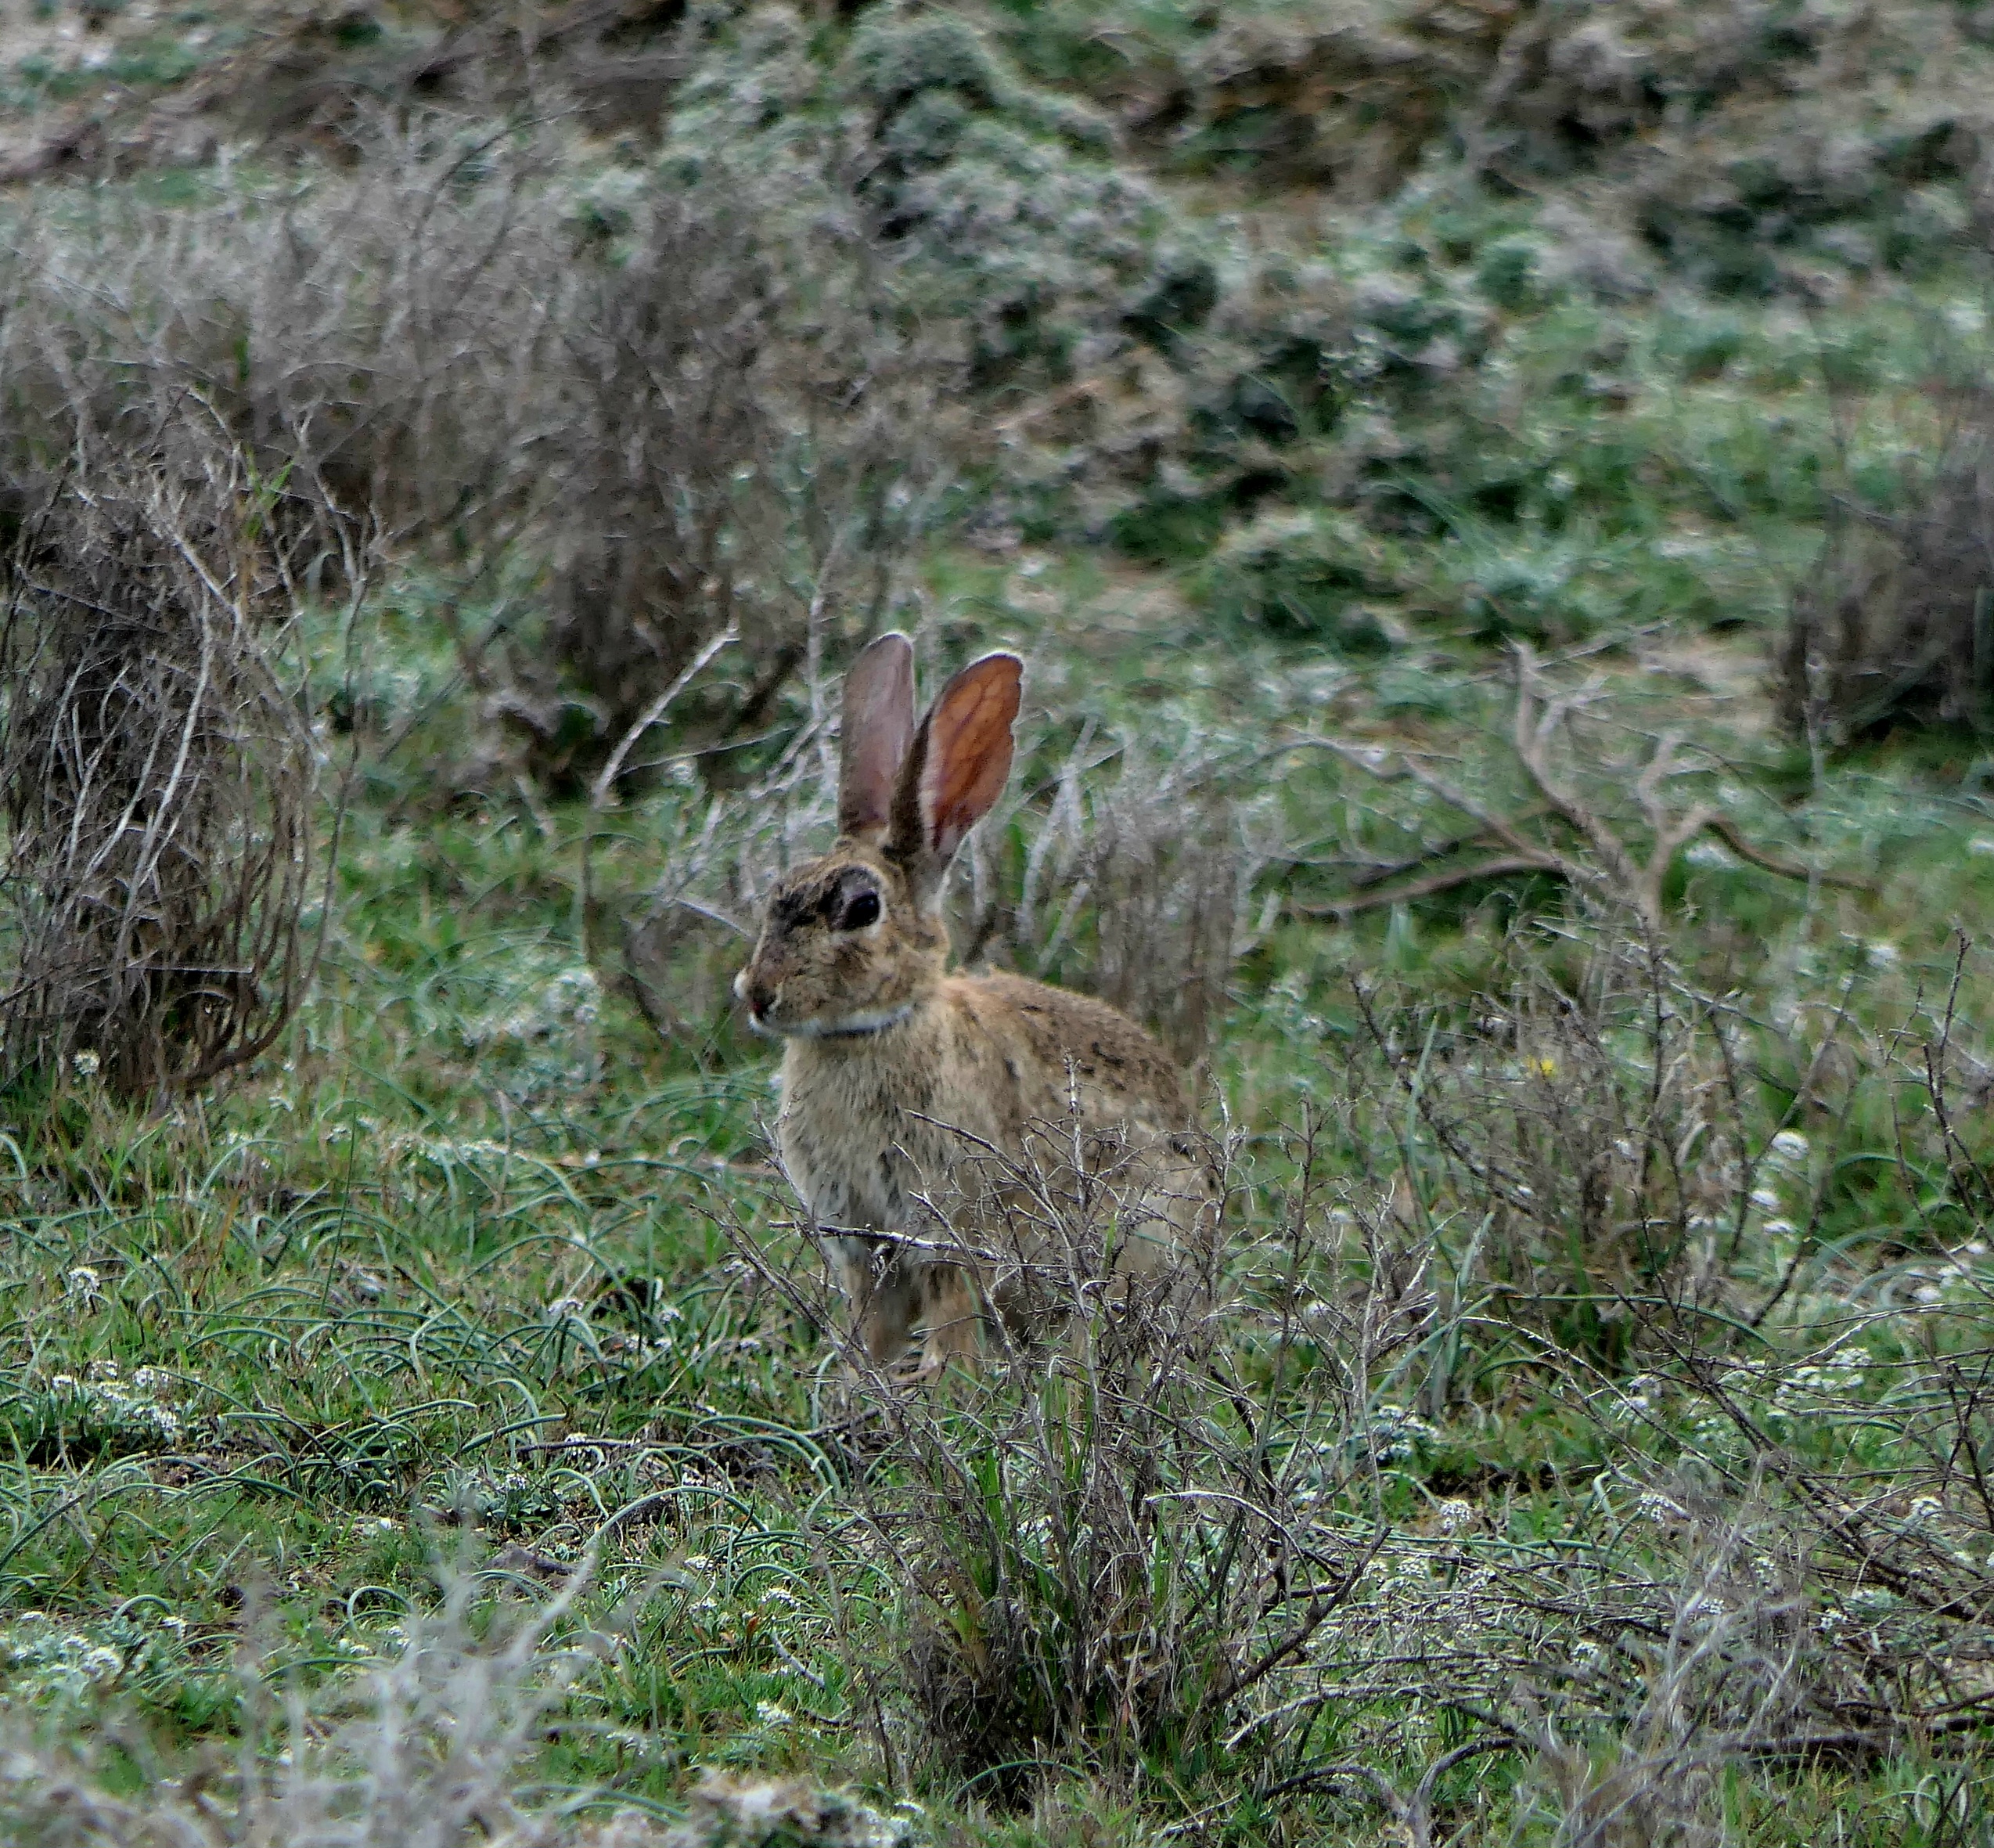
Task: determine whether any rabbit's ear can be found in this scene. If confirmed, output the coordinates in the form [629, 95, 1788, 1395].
[890, 652, 1022, 891]
[838, 633, 916, 840]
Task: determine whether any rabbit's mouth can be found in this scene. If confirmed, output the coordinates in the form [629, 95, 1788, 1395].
[733, 967, 913, 1039]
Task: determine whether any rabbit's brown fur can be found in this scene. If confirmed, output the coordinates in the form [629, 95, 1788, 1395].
[736, 636, 1213, 1373]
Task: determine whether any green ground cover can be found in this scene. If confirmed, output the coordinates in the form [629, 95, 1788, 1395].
[3, 2, 1994, 1842]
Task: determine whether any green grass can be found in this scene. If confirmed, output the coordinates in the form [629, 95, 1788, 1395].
[6, 3, 1994, 1837]
[2, 585, 1993, 1839]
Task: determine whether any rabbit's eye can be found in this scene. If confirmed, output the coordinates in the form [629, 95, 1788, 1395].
[836, 888, 881, 931]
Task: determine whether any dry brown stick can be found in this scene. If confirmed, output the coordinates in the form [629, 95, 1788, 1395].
[1291, 855, 1560, 918]
[1510, 643, 1650, 912]
[1701, 813, 1877, 893]
[1303, 650, 1875, 924]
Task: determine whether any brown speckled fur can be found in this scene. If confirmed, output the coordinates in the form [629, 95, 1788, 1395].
[737, 646, 1214, 1374]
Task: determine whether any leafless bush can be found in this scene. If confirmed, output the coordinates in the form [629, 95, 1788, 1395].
[512, 182, 944, 787]
[1313, 646, 1869, 932]
[724, 1119, 1437, 1799]
[961, 726, 1282, 1065]
[1523, 1504, 1828, 1848]
[1357, 929, 1760, 1370]
[1287, 652, 1873, 1365]
[1780, 384, 1994, 746]
[2, 104, 952, 791]
[0, 446, 326, 1101]
[2, 117, 555, 567]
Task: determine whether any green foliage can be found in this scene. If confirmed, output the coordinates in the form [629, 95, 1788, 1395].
[1192, 509, 1395, 649]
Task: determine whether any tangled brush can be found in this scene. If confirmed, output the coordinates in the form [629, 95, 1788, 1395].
[0, 447, 322, 1101]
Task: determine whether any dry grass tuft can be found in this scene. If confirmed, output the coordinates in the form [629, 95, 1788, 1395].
[0, 1555, 624, 1847]
[963, 722, 1281, 1066]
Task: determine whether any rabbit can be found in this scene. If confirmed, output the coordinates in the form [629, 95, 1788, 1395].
[734, 633, 1215, 1376]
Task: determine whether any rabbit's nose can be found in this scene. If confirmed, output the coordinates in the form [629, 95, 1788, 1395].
[736, 968, 777, 1021]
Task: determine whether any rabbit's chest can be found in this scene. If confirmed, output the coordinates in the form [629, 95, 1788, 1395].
[776, 1038, 992, 1233]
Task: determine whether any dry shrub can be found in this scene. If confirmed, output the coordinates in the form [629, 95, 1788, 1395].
[0, 1554, 702, 1848]
[1523, 1504, 1826, 1848]
[0, 448, 322, 1101]
[1, 116, 552, 559]
[1294, 738, 1994, 1803]
[3, 105, 951, 790]
[962, 726, 1282, 1066]
[730, 1122, 1418, 1801]
[1780, 384, 1994, 745]
[1361, 928, 1753, 1371]
[515, 183, 943, 787]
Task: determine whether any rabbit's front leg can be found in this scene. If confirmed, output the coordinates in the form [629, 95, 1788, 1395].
[831, 1234, 922, 1367]
[917, 1265, 986, 1378]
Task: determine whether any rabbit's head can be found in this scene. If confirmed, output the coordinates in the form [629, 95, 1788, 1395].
[736, 636, 1021, 1039]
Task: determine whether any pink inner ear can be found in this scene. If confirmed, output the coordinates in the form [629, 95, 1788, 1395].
[920, 654, 1021, 863]
[839, 634, 915, 838]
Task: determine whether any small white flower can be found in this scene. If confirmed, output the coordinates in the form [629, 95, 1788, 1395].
[1769, 1130, 1810, 1162]
[1750, 1187, 1781, 1212]
[65, 1267, 101, 1303]
[755, 1701, 794, 1727]
[71, 1050, 100, 1079]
